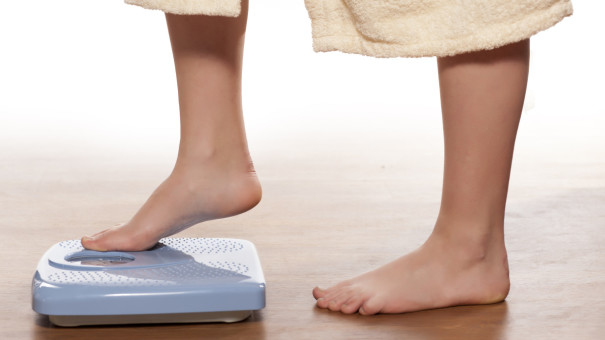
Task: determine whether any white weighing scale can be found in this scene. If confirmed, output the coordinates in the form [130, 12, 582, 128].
[32, 238, 265, 327]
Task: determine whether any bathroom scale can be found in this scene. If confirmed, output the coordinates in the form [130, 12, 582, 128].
[32, 238, 265, 327]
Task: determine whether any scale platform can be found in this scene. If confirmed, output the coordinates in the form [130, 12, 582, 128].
[32, 238, 265, 327]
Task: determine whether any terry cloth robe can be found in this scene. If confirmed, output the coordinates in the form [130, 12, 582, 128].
[125, 0, 573, 58]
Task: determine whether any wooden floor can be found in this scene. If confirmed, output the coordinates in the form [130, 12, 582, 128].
[1, 109, 604, 339]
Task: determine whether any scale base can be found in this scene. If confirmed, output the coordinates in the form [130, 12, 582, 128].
[32, 238, 266, 327]
[49, 310, 253, 327]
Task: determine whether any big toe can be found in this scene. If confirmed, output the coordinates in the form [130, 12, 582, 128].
[81, 226, 146, 252]
[81, 236, 105, 251]
[81, 229, 112, 251]
[313, 287, 329, 299]
[81, 232, 118, 252]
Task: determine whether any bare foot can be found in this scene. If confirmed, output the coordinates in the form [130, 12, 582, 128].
[313, 229, 510, 315]
[81, 158, 261, 251]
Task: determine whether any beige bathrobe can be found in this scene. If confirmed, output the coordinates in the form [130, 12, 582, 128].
[126, 0, 573, 58]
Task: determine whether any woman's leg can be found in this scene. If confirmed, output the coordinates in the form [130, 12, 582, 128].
[82, 1, 261, 251]
[313, 39, 530, 315]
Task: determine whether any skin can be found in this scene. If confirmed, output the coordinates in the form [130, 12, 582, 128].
[82, 3, 530, 315]
[313, 39, 530, 314]
[82, 1, 261, 251]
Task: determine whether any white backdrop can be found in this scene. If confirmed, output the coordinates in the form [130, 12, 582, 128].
[0, 1, 602, 161]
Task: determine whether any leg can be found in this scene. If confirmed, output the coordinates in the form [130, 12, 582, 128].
[82, 1, 261, 251]
[313, 39, 530, 314]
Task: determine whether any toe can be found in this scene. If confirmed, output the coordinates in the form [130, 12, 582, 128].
[320, 288, 343, 303]
[313, 283, 342, 300]
[316, 289, 347, 310]
[319, 285, 358, 313]
[359, 298, 382, 316]
[82, 224, 124, 251]
[341, 295, 364, 314]
[82, 223, 159, 252]
[81, 234, 107, 251]
[316, 297, 329, 309]
[313, 287, 328, 300]
[81, 227, 132, 251]
[81, 233, 112, 252]
[327, 291, 351, 312]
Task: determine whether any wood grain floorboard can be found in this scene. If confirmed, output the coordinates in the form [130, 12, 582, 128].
[1, 114, 604, 339]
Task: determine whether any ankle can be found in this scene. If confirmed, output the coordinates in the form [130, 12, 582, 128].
[429, 221, 506, 263]
[435, 211, 504, 240]
[174, 149, 255, 173]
